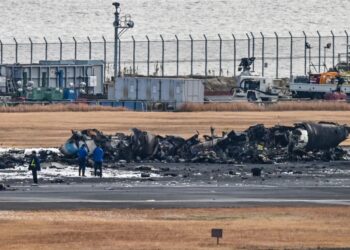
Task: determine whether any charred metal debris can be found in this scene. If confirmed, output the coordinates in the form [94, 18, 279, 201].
[0, 149, 61, 170]
[60, 122, 350, 164]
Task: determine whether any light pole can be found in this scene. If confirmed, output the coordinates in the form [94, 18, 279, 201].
[323, 43, 331, 71]
[113, 2, 134, 84]
[305, 42, 312, 75]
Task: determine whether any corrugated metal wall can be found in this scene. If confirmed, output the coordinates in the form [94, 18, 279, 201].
[113, 77, 204, 105]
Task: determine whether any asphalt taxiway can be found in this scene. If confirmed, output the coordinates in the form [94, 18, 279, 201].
[1, 183, 349, 210]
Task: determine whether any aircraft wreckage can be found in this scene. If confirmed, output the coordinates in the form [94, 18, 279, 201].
[59, 122, 350, 164]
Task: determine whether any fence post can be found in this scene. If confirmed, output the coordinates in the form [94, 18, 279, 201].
[331, 30, 335, 68]
[274, 32, 279, 78]
[250, 32, 255, 71]
[189, 34, 193, 76]
[131, 36, 136, 75]
[102, 36, 107, 81]
[72, 37, 77, 60]
[317, 30, 321, 73]
[29, 37, 33, 64]
[175, 35, 179, 76]
[346, 30, 349, 68]
[175, 35, 179, 77]
[303, 31, 307, 75]
[87, 36, 92, 60]
[58, 37, 63, 60]
[260, 32, 265, 76]
[13, 38, 18, 63]
[246, 33, 251, 58]
[218, 34, 222, 76]
[204, 34, 207, 76]
[160, 35, 164, 77]
[44, 37, 48, 61]
[232, 34, 236, 77]
[289, 31, 293, 78]
[0, 39, 2, 64]
[146, 35, 150, 76]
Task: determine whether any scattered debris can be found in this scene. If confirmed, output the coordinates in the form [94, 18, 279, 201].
[60, 122, 350, 164]
[141, 173, 151, 178]
[50, 178, 65, 184]
[251, 168, 262, 177]
[0, 183, 7, 191]
[228, 170, 236, 175]
[163, 172, 178, 177]
[0, 155, 23, 169]
[1, 122, 348, 172]
[135, 165, 154, 171]
[0, 183, 16, 191]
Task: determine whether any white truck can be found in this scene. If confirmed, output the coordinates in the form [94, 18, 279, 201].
[233, 58, 289, 102]
[290, 72, 350, 100]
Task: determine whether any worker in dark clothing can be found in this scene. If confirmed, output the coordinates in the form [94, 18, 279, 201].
[28, 151, 41, 184]
[93, 146, 104, 178]
[335, 76, 345, 92]
[77, 144, 88, 177]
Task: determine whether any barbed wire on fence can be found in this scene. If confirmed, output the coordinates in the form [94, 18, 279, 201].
[0, 31, 349, 79]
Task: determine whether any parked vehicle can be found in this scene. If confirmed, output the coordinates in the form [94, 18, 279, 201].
[290, 70, 349, 100]
[233, 57, 289, 102]
[290, 52, 350, 100]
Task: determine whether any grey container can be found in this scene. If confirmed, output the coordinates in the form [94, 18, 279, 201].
[112, 77, 204, 109]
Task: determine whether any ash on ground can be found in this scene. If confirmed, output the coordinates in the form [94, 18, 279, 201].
[1, 160, 350, 188]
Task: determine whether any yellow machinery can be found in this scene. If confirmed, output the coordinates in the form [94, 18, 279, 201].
[319, 72, 339, 84]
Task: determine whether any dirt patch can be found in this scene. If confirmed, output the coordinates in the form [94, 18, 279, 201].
[203, 76, 236, 92]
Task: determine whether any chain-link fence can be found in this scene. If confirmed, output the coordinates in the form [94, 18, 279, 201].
[1, 31, 349, 79]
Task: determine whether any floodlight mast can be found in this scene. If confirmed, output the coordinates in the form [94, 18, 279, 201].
[113, 2, 134, 82]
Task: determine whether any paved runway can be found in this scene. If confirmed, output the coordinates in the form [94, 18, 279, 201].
[1, 184, 349, 210]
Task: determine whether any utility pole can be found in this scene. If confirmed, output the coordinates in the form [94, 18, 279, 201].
[113, 2, 120, 83]
[113, 2, 134, 85]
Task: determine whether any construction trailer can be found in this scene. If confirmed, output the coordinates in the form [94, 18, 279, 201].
[0, 60, 105, 96]
[108, 77, 204, 110]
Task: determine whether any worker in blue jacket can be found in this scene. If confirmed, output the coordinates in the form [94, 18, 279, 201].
[77, 144, 88, 177]
[28, 151, 41, 184]
[93, 145, 104, 178]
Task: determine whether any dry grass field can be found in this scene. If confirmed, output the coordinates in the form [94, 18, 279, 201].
[1, 101, 350, 113]
[0, 111, 350, 147]
[0, 207, 349, 250]
[180, 101, 350, 112]
[0, 104, 127, 113]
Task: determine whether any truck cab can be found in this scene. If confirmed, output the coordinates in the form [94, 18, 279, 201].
[237, 76, 279, 102]
[233, 58, 281, 102]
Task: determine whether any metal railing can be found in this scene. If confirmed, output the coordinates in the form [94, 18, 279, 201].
[0, 31, 349, 79]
